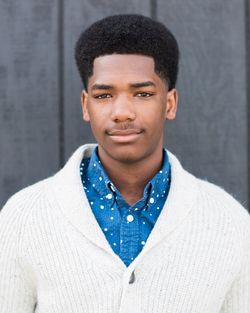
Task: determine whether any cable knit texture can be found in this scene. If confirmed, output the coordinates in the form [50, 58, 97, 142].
[0, 144, 249, 313]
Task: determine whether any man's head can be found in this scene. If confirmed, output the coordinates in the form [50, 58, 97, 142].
[75, 14, 179, 91]
[75, 14, 179, 165]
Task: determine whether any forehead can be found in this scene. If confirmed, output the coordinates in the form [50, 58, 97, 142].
[89, 54, 161, 86]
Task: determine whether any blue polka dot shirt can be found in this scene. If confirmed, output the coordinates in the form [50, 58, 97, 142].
[80, 147, 171, 267]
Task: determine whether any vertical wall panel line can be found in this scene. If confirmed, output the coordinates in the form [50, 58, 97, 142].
[58, 0, 65, 168]
[150, 0, 157, 20]
[245, 0, 250, 211]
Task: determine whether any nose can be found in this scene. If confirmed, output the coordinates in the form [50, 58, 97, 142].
[110, 95, 136, 122]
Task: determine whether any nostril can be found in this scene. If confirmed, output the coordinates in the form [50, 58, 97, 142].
[111, 107, 136, 122]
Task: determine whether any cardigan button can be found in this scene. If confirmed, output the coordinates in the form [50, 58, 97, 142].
[129, 271, 135, 284]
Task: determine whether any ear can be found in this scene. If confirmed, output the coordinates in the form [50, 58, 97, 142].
[165, 88, 178, 120]
[81, 90, 90, 122]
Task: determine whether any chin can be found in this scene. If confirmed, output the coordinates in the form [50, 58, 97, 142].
[103, 144, 147, 164]
[113, 153, 141, 164]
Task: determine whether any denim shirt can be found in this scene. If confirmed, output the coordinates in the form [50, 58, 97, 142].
[80, 147, 171, 266]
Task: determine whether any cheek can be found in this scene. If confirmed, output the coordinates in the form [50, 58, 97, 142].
[141, 107, 166, 130]
[88, 106, 109, 125]
[88, 109, 112, 141]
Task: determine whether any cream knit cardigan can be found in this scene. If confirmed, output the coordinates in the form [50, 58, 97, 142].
[0, 144, 249, 313]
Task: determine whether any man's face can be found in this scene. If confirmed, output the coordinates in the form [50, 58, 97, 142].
[81, 54, 177, 164]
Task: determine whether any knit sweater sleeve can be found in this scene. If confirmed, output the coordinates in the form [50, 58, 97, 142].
[219, 216, 250, 312]
[0, 195, 37, 313]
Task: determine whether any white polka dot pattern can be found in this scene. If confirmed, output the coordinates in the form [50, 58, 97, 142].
[80, 147, 171, 266]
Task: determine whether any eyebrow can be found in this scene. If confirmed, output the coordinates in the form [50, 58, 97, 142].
[129, 81, 156, 88]
[91, 84, 113, 91]
[91, 81, 156, 91]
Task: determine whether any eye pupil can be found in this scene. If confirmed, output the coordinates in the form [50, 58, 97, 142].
[96, 94, 111, 99]
[138, 92, 151, 97]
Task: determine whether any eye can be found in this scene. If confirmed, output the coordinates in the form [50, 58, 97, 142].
[94, 93, 112, 99]
[136, 92, 154, 97]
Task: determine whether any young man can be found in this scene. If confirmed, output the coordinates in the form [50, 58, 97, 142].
[0, 14, 249, 313]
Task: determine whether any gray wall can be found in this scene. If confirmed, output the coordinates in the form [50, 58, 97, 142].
[0, 0, 249, 210]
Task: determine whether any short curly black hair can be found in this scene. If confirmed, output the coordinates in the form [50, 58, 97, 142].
[75, 14, 179, 90]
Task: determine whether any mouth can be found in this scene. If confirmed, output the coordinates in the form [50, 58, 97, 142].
[107, 129, 143, 143]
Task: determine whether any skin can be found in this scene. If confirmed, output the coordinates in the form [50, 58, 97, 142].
[81, 54, 178, 205]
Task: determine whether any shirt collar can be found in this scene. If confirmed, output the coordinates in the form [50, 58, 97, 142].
[86, 147, 116, 200]
[137, 149, 171, 211]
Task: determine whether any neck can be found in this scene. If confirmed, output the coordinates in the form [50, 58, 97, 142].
[98, 146, 164, 205]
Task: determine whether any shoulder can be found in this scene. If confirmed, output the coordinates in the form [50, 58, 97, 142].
[0, 176, 56, 257]
[0, 176, 53, 221]
[167, 149, 250, 246]
[197, 178, 248, 218]
[167, 149, 249, 226]
[196, 177, 250, 246]
[0, 143, 94, 223]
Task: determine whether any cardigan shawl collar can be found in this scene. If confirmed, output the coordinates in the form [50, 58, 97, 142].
[50, 144, 198, 269]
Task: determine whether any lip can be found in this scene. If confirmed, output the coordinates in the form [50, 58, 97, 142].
[109, 129, 142, 136]
[108, 129, 143, 143]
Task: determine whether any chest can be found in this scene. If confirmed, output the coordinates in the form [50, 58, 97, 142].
[27, 217, 238, 313]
